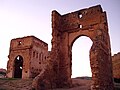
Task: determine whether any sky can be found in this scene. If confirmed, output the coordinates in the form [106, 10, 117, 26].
[0, 0, 120, 78]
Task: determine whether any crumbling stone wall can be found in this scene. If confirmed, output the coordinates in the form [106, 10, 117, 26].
[112, 52, 120, 79]
[51, 5, 114, 89]
[7, 36, 48, 79]
[32, 51, 56, 90]
[0, 68, 6, 78]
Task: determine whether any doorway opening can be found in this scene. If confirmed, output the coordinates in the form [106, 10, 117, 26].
[14, 55, 23, 78]
[71, 36, 93, 78]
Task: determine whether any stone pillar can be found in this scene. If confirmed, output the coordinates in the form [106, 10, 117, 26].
[51, 10, 63, 87]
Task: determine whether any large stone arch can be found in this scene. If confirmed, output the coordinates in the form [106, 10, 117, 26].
[51, 5, 114, 89]
[69, 33, 93, 78]
[71, 35, 93, 77]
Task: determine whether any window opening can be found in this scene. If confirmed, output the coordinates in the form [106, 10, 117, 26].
[79, 24, 82, 29]
[79, 14, 82, 18]
[33, 51, 35, 57]
[18, 41, 22, 45]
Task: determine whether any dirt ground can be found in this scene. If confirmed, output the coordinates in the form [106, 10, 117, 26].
[0, 78, 33, 90]
[0, 77, 119, 90]
[53, 78, 91, 90]
[0, 77, 91, 90]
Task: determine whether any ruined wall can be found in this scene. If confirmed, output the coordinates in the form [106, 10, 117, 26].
[7, 36, 48, 79]
[112, 52, 120, 79]
[51, 5, 114, 89]
[0, 68, 6, 78]
[30, 37, 48, 78]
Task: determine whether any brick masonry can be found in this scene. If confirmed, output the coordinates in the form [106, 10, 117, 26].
[112, 52, 120, 79]
[50, 5, 114, 90]
[7, 36, 48, 79]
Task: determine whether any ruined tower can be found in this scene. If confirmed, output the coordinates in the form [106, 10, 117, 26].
[7, 36, 48, 79]
[51, 5, 114, 89]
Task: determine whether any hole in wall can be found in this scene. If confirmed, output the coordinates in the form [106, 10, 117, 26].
[18, 41, 22, 45]
[79, 14, 82, 18]
[20, 66, 22, 69]
[79, 24, 82, 28]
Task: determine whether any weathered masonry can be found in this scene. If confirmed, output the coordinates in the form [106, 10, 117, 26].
[50, 5, 114, 89]
[6, 5, 114, 90]
[7, 36, 48, 78]
[112, 52, 120, 83]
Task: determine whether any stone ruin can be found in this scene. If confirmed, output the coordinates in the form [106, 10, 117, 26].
[7, 5, 114, 90]
[112, 52, 120, 83]
[0, 68, 6, 78]
[7, 36, 49, 78]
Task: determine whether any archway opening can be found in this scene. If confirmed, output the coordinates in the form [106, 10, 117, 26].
[14, 55, 23, 78]
[71, 36, 93, 78]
